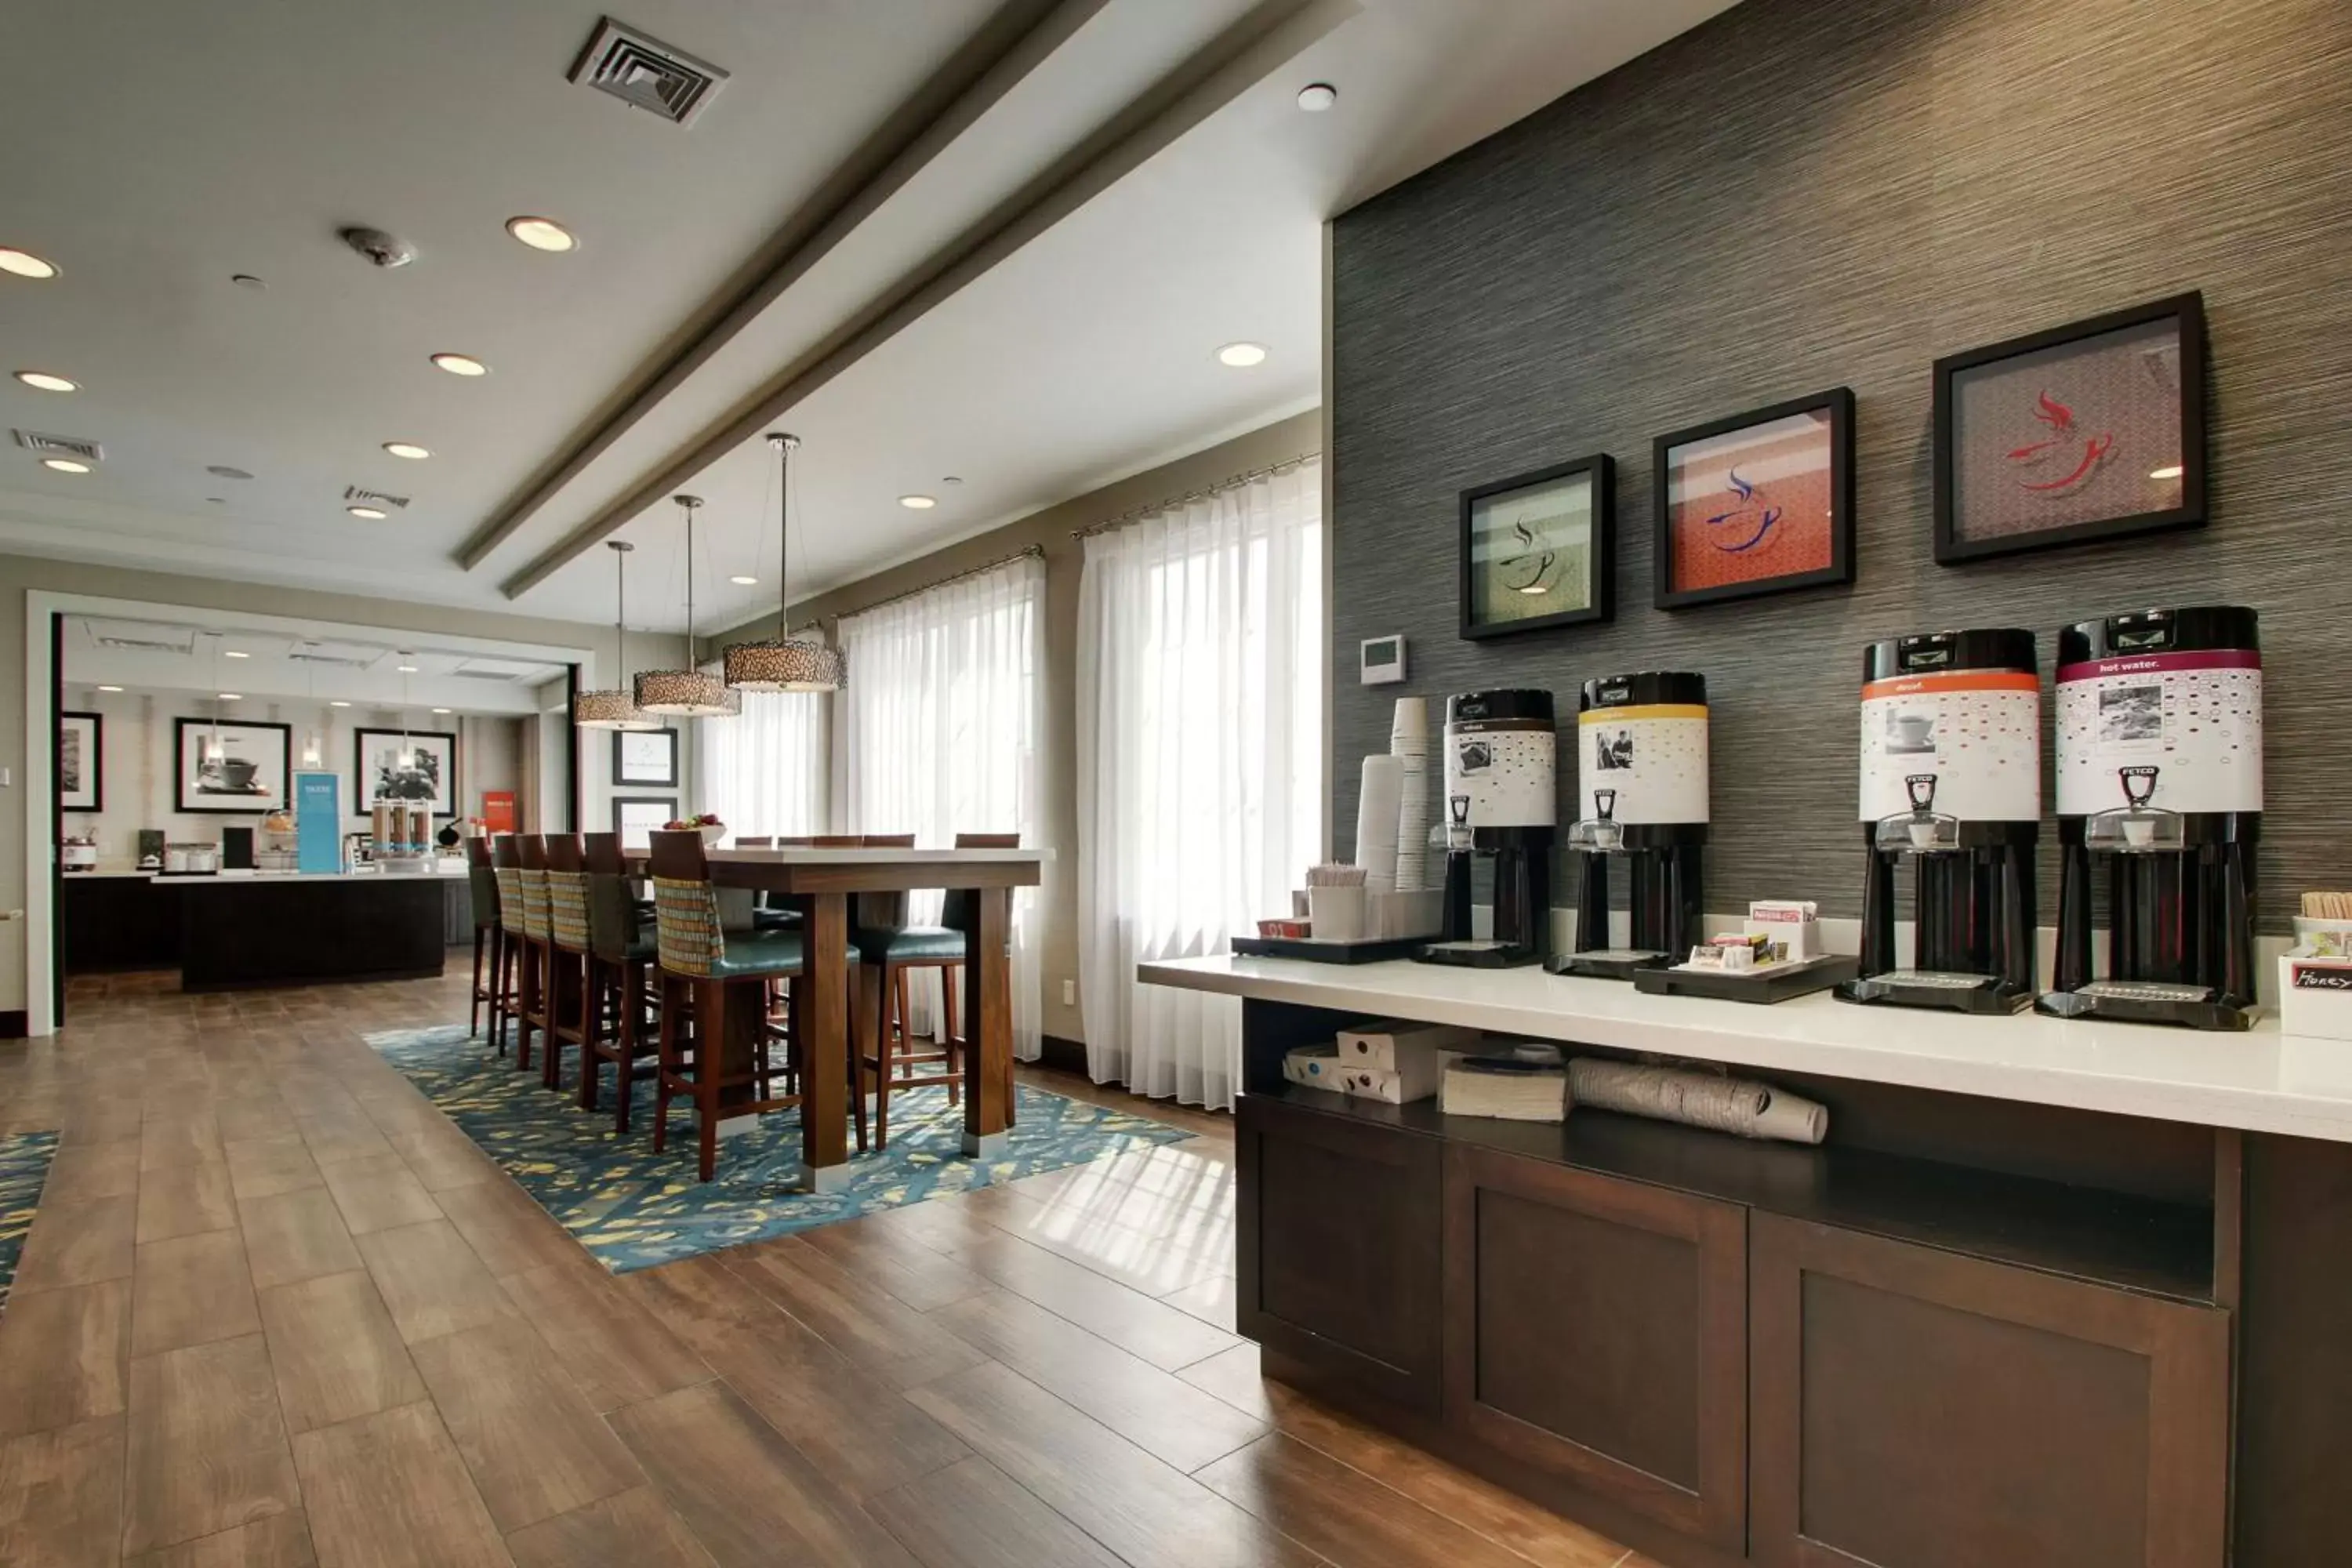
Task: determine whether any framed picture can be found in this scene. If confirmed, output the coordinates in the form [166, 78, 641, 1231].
[1653, 387, 1855, 609]
[612, 796, 677, 851]
[173, 719, 292, 814]
[58, 711, 102, 812]
[354, 728, 459, 818]
[1933, 292, 2206, 564]
[1459, 453, 1615, 640]
[613, 727, 678, 788]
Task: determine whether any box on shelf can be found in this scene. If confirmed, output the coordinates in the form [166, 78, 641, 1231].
[1338, 1018, 1482, 1071]
[1337, 1047, 1463, 1105]
[1282, 1043, 1344, 1089]
[2280, 953, 2352, 1042]
[1744, 899, 1822, 964]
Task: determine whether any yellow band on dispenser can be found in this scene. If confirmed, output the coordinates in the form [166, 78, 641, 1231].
[1578, 703, 1708, 724]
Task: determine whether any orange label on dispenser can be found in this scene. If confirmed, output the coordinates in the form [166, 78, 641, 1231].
[1860, 670, 2040, 825]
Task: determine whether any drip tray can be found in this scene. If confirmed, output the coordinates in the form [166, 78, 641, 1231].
[2038, 979, 2256, 1031]
[1547, 948, 1669, 982]
[1836, 968, 2036, 1015]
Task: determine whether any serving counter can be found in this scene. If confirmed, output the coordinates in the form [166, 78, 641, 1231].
[1142, 954, 2352, 1568]
[63, 869, 471, 989]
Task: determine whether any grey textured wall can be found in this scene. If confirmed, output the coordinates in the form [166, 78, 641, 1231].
[1330, 0, 2352, 927]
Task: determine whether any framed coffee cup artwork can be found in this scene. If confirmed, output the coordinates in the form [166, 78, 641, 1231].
[174, 718, 292, 814]
[1933, 292, 2207, 564]
[1654, 387, 1855, 609]
[613, 726, 679, 788]
[1458, 453, 1615, 641]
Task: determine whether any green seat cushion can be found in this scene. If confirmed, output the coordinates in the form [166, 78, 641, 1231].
[753, 907, 804, 931]
[852, 925, 967, 964]
[703, 929, 805, 980]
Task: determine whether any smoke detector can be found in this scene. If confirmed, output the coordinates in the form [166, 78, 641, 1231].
[339, 227, 417, 269]
[569, 17, 729, 127]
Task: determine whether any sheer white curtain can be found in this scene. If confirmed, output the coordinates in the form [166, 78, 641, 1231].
[1077, 458, 1323, 1110]
[836, 554, 1045, 1058]
[695, 687, 827, 841]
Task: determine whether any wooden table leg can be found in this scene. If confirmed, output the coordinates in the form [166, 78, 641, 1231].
[955, 886, 1013, 1156]
[799, 892, 852, 1191]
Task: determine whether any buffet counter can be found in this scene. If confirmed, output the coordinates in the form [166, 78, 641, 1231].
[1142, 953, 2349, 1568]
[62, 868, 473, 988]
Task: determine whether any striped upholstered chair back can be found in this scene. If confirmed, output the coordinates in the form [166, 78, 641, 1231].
[516, 835, 553, 942]
[491, 834, 526, 928]
[543, 834, 591, 954]
[648, 829, 723, 978]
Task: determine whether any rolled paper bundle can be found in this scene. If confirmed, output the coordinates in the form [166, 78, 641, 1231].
[1566, 1058, 1828, 1145]
[1356, 754, 1403, 894]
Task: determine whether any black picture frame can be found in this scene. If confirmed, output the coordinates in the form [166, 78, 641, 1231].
[172, 718, 292, 815]
[1653, 387, 1856, 610]
[612, 727, 679, 788]
[353, 728, 460, 818]
[612, 795, 677, 850]
[59, 710, 103, 812]
[1458, 452, 1615, 641]
[1933, 291, 2207, 565]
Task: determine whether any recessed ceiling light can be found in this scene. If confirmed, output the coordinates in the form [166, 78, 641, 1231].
[1297, 82, 1338, 111]
[506, 216, 577, 253]
[206, 465, 253, 480]
[217, 692, 242, 701]
[14, 370, 78, 392]
[430, 353, 489, 377]
[347, 505, 388, 520]
[41, 457, 89, 474]
[730, 574, 758, 586]
[1216, 342, 1269, 368]
[2148, 465, 2184, 481]
[329, 700, 352, 709]
[899, 494, 937, 510]
[396, 663, 419, 673]
[0, 248, 59, 280]
[431, 706, 452, 715]
[97, 684, 122, 693]
[223, 650, 250, 659]
[383, 441, 430, 460]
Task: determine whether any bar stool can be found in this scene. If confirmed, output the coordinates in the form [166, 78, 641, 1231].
[946, 832, 1022, 1129]
[488, 835, 527, 1055]
[514, 835, 554, 1073]
[543, 835, 592, 1092]
[466, 837, 506, 1041]
[581, 832, 660, 1129]
[647, 829, 826, 1182]
[850, 833, 969, 1151]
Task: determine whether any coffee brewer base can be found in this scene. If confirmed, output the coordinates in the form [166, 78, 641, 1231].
[1546, 949, 1670, 982]
[1835, 971, 2037, 1015]
[1417, 938, 1544, 970]
[2037, 983, 2259, 1031]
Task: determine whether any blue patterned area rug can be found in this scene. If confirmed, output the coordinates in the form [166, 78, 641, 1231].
[0, 1131, 60, 1316]
[367, 1025, 1187, 1272]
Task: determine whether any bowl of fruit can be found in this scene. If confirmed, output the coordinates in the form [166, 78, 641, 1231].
[662, 813, 727, 846]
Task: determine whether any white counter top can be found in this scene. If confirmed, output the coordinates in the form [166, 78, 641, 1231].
[169, 869, 466, 886]
[1141, 953, 2352, 1145]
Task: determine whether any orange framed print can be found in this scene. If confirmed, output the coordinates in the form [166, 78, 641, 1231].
[1654, 387, 1854, 610]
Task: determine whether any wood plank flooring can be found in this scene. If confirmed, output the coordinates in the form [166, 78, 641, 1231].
[0, 967, 1640, 1567]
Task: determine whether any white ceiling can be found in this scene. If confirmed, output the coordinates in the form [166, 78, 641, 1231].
[0, 0, 1736, 633]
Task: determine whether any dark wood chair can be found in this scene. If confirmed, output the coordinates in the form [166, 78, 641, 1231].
[466, 837, 507, 1042]
[580, 831, 659, 1131]
[849, 833, 976, 1151]
[486, 834, 527, 1054]
[647, 829, 838, 1181]
[514, 835, 554, 1073]
[542, 834, 592, 1092]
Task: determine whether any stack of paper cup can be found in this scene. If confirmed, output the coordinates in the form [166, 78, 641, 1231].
[1390, 698, 1432, 892]
[1356, 755, 1403, 894]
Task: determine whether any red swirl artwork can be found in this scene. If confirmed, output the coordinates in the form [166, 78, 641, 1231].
[1664, 409, 1835, 594]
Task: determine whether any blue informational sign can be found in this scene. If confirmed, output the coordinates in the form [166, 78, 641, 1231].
[294, 771, 341, 873]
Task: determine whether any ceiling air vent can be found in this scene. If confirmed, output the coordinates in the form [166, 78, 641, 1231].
[568, 17, 728, 127]
[343, 485, 409, 511]
[13, 430, 103, 463]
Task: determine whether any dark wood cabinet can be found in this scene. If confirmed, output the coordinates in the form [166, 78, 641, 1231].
[1749, 1212, 2229, 1568]
[1237, 1092, 1443, 1414]
[1443, 1144, 1748, 1552]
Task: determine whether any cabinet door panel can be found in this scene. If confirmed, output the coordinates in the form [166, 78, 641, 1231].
[1237, 1094, 1443, 1413]
[1751, 1212, 2227, 1568]
[1443, 1143, 1748, 1553]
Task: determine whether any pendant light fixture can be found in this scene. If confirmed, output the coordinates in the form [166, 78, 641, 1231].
[633, 494, 736, 718]
[724, 432, 845, 692]
[395, 653, 415, 771]
[575, 539, 660, 730]
[299, 641, 324, 766]
[204, 635, 227, 761]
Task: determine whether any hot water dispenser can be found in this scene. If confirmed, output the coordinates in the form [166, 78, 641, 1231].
[1549, 671, 1708, 979]
[1419, 688, 1555, 969]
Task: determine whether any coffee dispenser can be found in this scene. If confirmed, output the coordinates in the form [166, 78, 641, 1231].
[1418, 688, 1555, 969]
[1549, 672, 1708, 979]
[2042, 606, 2261, 1029]
[1835, 629, 2040, 1014]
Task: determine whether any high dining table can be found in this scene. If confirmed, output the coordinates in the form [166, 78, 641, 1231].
[630, 844, 1046, 1190]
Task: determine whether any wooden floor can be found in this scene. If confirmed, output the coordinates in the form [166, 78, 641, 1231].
[0, 967, 1645, 1568]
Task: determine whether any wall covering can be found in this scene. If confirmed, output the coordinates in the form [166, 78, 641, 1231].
[1329, 0, 2352, 927]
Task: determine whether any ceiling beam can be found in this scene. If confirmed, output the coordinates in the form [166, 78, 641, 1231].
[454, 0, 1115, 572]
[498, 0, 1359, 601]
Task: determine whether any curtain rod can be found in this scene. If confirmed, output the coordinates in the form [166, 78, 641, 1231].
[1069, 450, 1322, 539]
[830, 543, 1045, 620]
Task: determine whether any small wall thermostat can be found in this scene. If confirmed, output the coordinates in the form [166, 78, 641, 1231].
[1359, 634, 1407, 685]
